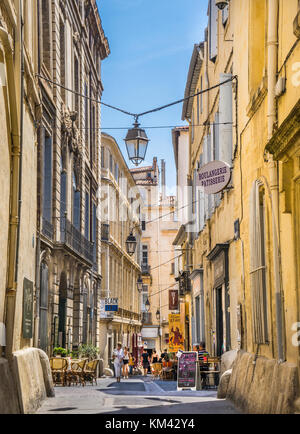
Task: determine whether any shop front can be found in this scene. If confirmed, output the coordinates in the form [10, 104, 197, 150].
[207, 244, 231, 357]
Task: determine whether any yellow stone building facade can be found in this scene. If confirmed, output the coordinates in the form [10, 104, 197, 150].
[177, 0, 300, 413]
[100, 133, 142, 368]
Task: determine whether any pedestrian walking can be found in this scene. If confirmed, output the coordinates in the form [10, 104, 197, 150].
[113, 342, 124, 383]
[129, 353, 135, 376]
[122, 346, 130, 379]
[141, 348, 150, 376]
[151, 349, 158, 364]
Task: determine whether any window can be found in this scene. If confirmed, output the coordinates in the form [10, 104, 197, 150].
[60, 21, 65, 102]
[101, 146, 105, 168]
[43, 131, 52, 222]
[249, 181, 269, 344]
[73, 173, 80, 230]
[222, 4, 229, 26]
[41, 0, 51, 71]
[85, 190, 90, 240]
[142, 245, 148, 266]
[109, 153, 113, 173]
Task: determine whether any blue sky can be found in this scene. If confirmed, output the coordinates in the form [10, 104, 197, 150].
[97, 0, 208, 189]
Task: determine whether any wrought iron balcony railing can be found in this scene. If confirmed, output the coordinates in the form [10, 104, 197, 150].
[60, 218, 93, 264]
[42, 216, 54, 240]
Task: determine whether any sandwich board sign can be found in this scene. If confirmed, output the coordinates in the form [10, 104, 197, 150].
[177, 351, 198, 391]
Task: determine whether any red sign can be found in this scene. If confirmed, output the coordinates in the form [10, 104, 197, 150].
[169, 289, 179, 310]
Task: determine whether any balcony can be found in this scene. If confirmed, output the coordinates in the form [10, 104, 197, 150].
[141, 312, 152, 325]
[60, 218, 93, 264]
[141, 263, 151, 275]
[101, 223, 110, 242]
[42, 216, 54, 240]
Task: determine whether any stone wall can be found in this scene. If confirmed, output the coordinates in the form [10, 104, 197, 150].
[226, 350, 299, 414]
[0, 348, 54, 414]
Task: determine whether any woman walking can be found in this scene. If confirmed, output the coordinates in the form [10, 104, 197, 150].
[113, 342, 124, 383]
[151, 350, 158, 364]
[129, 353, 135, 376]
[141, 348, 150, 377]
[122, 346, 129, 379]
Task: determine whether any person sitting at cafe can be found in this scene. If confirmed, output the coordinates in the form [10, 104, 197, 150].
[197, 342, 209, 362]
[159, 349, 169, 363]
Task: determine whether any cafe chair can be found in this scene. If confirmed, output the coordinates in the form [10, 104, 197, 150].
[49, 357, 68, 387]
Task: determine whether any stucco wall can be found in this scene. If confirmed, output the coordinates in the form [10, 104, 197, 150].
[226, 350, 299, 414]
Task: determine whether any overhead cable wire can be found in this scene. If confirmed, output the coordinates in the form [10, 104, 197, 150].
[36, 73, 237, 121]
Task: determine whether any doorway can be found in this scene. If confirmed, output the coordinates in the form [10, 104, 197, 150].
[215, 286, 224, 356]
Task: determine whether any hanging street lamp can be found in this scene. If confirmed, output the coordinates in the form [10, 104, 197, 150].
[137, 275, 143, 293]
[145, 298, 150, 313]
[125, 231, 137, 256]
[124, 116, 150, 166]
[156, 309, 160, 321]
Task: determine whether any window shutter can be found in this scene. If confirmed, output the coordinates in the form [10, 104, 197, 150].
[222, 4, 229, 25]
[219, 73, 233, 166]
[209, 0, 218, 61]
[249, 180, 268, 344]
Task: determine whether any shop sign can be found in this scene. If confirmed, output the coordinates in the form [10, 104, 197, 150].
[169, 289, 179, 310]
[177, 351, 198, 390]
[197, 160, 231, 194]
[22, 278, 33, 339]
[168, 314, 184, 352]
[141, 327, 158, 338]
[105, 297, 118, 312]
[100, 298, 114, 319]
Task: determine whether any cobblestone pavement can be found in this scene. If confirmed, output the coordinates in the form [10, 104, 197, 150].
[35, 376, 240, 414]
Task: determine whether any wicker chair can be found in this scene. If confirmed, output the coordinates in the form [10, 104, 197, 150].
[151, 363, 163, 379]
[83, 359, 99, 385]
[66, 360, 87, 387]
[50, 357, 68, 386]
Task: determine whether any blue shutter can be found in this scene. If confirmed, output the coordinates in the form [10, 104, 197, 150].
[43, 133, 52, 222]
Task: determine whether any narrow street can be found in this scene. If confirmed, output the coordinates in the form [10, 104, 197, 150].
[36, 376, 239, 415]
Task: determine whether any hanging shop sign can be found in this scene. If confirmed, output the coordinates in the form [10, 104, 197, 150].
[168, 314, 184, 352]
[197, 160, 231, 194]
[105, 297, 118, 312]
[100, 298, 115, 319]
[177, 351, 198, 391]
[169, 289, 179, 310]
[22, 278, 34, 339]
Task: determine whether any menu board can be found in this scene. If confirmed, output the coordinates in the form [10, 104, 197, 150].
[177, 351, 198, 390]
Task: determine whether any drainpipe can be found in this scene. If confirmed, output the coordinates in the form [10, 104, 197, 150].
[267, 0, 285, 362]
[0, 1, 23, 357]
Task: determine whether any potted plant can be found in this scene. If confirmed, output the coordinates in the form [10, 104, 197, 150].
[53, 347, 68, 358]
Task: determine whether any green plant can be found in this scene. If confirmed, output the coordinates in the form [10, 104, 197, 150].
[78, 344, 99, 361]
[53, 347, 68, 357]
